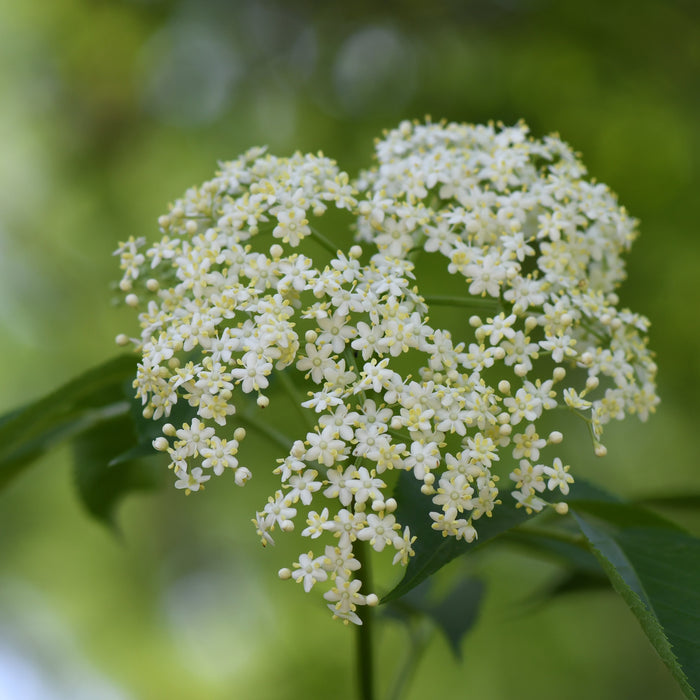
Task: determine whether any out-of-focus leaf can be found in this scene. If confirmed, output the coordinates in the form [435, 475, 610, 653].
[634, 494, 700, 511]
[384, 575, 485, 658]
[0, 355, 137, 490]
[571, 501, 700, 700]
[73, 409, 164, 528]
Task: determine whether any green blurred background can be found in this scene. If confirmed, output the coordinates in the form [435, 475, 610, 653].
[1, 0, 698, 698]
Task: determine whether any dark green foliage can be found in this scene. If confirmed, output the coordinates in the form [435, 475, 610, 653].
[572, 501, 700, 700]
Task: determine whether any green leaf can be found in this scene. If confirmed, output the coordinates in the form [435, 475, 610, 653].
[72, 410, 164, 528]
[571, 501, 700, 700]
[505, 529, 603, 576]
[383, 476, 622, 604]
[384, 576, 485, 658]
[383, 471, 531, 603]
[635, 493, 700, 511]
[0, 355, 138, 491]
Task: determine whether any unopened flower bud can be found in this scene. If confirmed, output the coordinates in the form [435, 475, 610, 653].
[548, 431, 563, 444]
[152, 437, 169, 451]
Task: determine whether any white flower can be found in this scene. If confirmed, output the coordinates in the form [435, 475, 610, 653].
[292, 552, 328, 592]
[119, 118, 658, 625]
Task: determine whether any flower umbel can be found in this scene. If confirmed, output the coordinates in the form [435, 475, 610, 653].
[117, 120, 658, 623]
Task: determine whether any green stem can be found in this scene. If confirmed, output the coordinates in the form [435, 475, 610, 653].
[237, 411, 292, 452]
[354, 538, 375, 700]
[309, 226, 340, 256]
[423, 294, 502, 312]
[277, 369, 315, 431]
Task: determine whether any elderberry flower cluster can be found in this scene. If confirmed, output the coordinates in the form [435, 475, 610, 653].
[115, 120, 658, 624]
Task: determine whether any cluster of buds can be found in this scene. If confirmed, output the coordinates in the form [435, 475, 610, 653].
[115, 120, 658, 623]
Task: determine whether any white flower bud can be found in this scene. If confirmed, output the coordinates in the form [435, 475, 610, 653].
[278, 568, 292, 580]
[269, 244, 284, 259]
[548, 431, 563, 444]
[119, 279, 133, 292]
[525, 317, 538, 333]
[162, 423, 176, 436]
[235, 467, 252, 486]
[594, 443, 608, 457]
[146, 278, 159, 292]
[349, 245, 363, 259]
[469, 315, 482, 328]
[115, 333, 129, 346]
[125, 293, 139, 307]
[152, 437, 169, 451]
[257, 395, 270, 408]
[554, 502, 569, 515]
[366, 593, 379, 606]
[498, 380, 511, 395]
[586, 375, 599, 391]
[580, 352, 593, 366]
[553, 367, 566, 382]
[385, 498, 397, 513]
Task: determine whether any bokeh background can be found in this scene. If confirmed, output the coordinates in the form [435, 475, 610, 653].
[1, 0, 699, 698]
